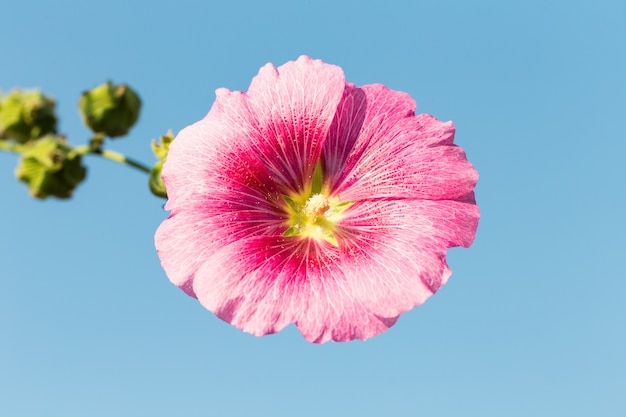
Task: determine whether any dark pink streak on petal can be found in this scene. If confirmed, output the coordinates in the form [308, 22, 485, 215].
[336, 112, 478, 201]
[190, 195, 479, 342]
[156, 91, 290, 294]
[332, 196, 479, 317]
[192, 236, 400, 343]
[324, 84, 416, 196]
[322, 84, 367, 190]
[246, 56, 345, 193]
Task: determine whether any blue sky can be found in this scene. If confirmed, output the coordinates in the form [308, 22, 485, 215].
[1, 0, 625, 416]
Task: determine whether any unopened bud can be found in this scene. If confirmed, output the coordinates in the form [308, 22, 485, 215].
[78, 81, 141, 138]
[149, 130, 173, 198]
[0, 89, 57, 143]
[15, 135, 87, 199]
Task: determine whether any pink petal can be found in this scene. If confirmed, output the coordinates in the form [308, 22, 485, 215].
[324, 84, 477, 201]
[161, 91, 264, 211]
[163, 55, 346, 212]
[332, 197, 478, 316]
[324, 83, 416, 191]
[246, 55, 345, 192]
[157, 95, 286, 292]
[190, 196, 477, 343]
[158, 56, 346, 292]
[192, 236, 398, 343]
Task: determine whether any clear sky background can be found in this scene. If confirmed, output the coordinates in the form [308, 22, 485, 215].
[1, 0, 624, 416]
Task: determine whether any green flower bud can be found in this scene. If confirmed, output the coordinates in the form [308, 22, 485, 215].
[16, 135, 87, 199]
[78, 81, 141, 138]
[149, 161, 167, 198]
[149, 130, 173, 198]
[0, 89, 57, 143]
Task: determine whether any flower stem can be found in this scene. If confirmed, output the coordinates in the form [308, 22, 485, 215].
[2, 141, 152, 175]
[98, 149, 152, 174]
[73, 145, 152, 174]
[0, 141, 24, 153]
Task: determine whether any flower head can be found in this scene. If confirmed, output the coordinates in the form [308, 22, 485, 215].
[155, 56, 479, 343]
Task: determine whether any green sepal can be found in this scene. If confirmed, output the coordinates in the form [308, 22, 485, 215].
[282, 195, 299, 212]
[148, 130, 174, 198]
[321, 229, 339, 247]
[151, 130, 173, 160]
[149, 161, 167, 198]
[332, 200, 355, 214]
[311, 160, 324, 194]
[283, 226, 301, 237]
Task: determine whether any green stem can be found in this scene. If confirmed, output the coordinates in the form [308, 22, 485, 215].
[3, 141, 152, 175]
[73, 145, 151, 174]
[98, 149, 151, 174]
[0, 141, 24, 153]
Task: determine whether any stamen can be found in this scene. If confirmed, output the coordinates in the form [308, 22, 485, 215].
[303, 193, 330, 218]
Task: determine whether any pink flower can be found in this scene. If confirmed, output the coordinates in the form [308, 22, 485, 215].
[155, 56, 479, 343]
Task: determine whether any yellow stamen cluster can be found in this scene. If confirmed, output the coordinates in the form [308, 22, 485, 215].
[282, 161, 353, 246]
[304, 193, 330, 218]
[283, 191, 353, 247]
